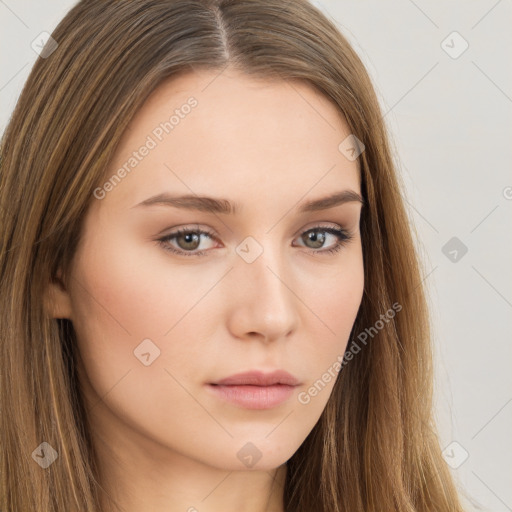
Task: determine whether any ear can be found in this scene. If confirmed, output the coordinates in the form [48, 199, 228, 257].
[44, 268, 74, 319]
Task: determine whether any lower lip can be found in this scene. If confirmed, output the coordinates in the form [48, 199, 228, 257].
[206, 384, 297, 409]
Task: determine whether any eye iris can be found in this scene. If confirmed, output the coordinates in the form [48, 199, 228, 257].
[177, 232, 200, 250]
[303, 230, 326, 249]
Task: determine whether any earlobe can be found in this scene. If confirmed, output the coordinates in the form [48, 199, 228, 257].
[44, 270, 74, 320]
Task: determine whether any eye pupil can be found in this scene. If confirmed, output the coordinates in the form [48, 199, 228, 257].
[303, 230, 326, 249]
[178, 232, 200, 250]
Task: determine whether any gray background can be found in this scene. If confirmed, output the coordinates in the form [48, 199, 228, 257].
[1, 1, 511, 510]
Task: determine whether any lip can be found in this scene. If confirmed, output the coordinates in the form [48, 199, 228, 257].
[211, 370, 300, 387]
[206, 370, 301, 410]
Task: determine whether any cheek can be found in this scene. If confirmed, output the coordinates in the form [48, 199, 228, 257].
[68, 229, 221, 396]
[308, 245, 364, 334]
[296, 250, 364, 386]
[71, 229, 204, 340]
[68, 233, 214, 446]
[68, 233, 168, 391]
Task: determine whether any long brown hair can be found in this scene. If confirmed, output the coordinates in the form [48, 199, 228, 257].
[0, 0, 466, 510]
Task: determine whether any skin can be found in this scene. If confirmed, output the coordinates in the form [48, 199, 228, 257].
[47, 68, 365, 512]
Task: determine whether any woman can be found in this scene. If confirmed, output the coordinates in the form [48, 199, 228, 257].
[0, 0, 466, 510]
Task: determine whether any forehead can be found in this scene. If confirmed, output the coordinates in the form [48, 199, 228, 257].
[100, 69, 361, 213]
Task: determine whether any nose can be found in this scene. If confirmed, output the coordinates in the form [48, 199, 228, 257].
[225, 245, 300, 343]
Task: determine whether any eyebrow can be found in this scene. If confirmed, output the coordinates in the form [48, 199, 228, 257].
[131, 190, 364, 214]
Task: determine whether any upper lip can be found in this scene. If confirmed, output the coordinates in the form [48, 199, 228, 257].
[210, 370, 300, 387]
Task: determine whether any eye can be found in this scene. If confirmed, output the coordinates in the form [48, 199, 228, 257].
[157, 224, 353, 257]
[293, 226, 353, 255]
[157, 226, 218, 257]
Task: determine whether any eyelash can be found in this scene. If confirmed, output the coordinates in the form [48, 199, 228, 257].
[157, 225, 353, 258]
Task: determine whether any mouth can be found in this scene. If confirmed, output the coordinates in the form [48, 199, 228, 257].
[206, 370, 301, 410]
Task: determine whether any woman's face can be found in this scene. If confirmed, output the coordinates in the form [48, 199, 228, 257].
[50, 69, 364, 475]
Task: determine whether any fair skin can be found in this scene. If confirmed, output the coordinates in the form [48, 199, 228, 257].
[47, 68, 364, 512]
